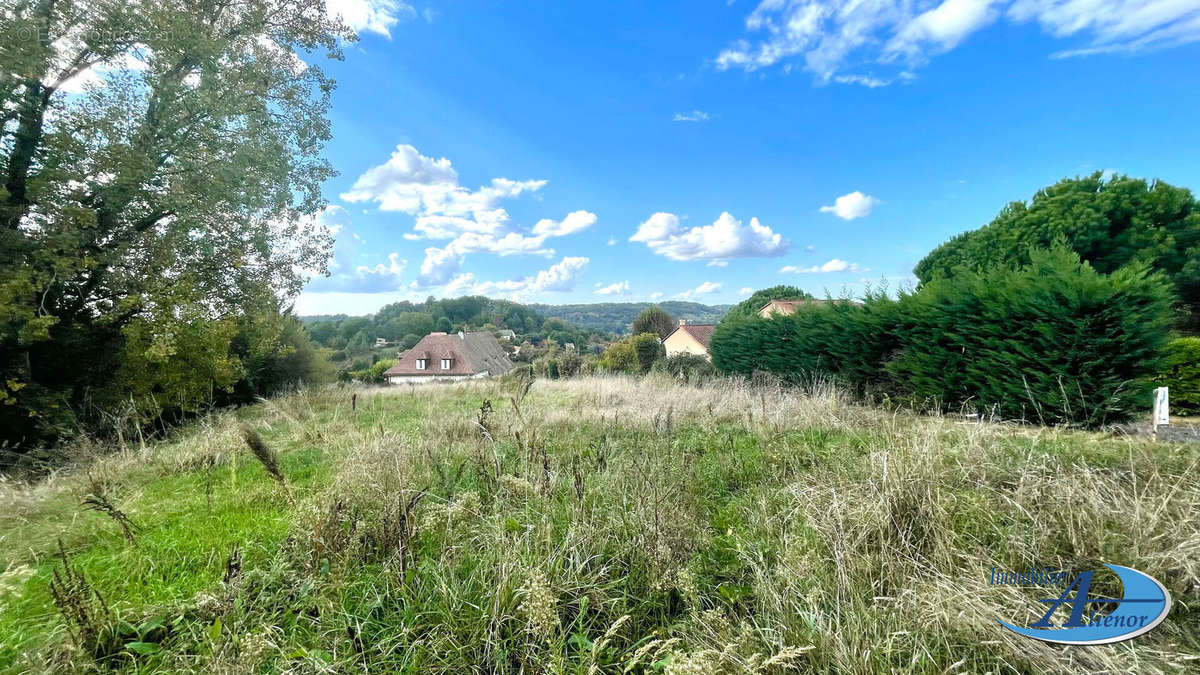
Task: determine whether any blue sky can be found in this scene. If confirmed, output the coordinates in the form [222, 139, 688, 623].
[296, 0, 1200, 315]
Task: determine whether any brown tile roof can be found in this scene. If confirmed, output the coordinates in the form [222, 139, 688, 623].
[665, 323, 716, 348]
[384, 332, 515, 377]
[759, 298, 860, 315]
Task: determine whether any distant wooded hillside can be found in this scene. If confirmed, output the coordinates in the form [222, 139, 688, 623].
[528, 301, 730, 334]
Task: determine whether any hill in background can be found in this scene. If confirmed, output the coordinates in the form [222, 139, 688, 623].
[528, 301, 730, 334]
[299, 301, 730, 336]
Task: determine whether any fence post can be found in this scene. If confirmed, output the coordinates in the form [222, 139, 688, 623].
[352, 392, 357, 412]
[1153, 387, 1169, 429]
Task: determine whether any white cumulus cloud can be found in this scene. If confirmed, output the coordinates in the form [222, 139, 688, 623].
[820, 191, 880, 220]
[443, 257, 590, 299]
[781, 259, 867, 274]
[715, 0, 1200, 85]
[326, 0, 416, 38]
[739, 287, 754, 295]
[531, 210, 598, 237]
[673, 110, 711, 122]
[340, 145, 544, 223]
[595, 281, 632, 296]
[676, 281, 722, 300]
[303, 207, 409, 293]
[630, 211, 789, 261]
[345, 145, 596, 288]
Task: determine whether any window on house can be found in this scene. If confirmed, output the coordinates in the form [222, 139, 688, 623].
[416, 359, 426, 370]
[441, 358, 452, 370]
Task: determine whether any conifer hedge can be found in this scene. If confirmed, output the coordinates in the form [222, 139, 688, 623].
[712, 249, 1174, 426]
[1156, 337, 1200, 414]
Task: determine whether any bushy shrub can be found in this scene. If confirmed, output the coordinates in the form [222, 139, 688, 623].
[558, 351, 582, 377]
[711, 292, 899, 392]
[1156, 337, 1200, 414]
[651, 353, 716, 381]
[598, 334, 666, 375]
[713, 249, 1173, 427]
[631, 333, 665, 374]
[889, 249, 1173, 426]
[354, 359, 396, 384]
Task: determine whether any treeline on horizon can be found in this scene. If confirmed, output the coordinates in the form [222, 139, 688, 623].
[301, 300, 731, 337]
[713, 173, 1200, 427]
[303, 296, 605, 359]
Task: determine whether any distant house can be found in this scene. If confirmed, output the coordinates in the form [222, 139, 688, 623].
[495, 329, 516, 341]
[757, 299, 811, 318]
[662, 319, 715, 360]
[384, 331, 515, 384]
[757, 298, 858, 318]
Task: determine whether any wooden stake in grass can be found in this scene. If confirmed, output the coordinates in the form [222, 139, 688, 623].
[239, 424, 286, 486]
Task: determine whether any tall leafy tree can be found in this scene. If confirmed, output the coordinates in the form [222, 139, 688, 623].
[0, 0, 350, 449]
[915, 173, 1200, 329]
[631, 305, 676, 339]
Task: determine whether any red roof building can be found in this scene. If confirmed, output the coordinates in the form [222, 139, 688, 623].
[661, 319, 716, 360]
[384, 331, 515, 383]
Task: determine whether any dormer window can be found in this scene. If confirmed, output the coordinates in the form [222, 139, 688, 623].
[415, 358, 426, 370]
[441, 358, 452, 370]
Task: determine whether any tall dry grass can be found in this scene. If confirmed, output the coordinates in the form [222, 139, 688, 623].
[1, 375, 1197, 673]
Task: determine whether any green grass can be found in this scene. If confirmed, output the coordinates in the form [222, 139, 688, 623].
[1, 375, 1198, 673]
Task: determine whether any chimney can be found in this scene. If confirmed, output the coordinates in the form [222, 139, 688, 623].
[679, 318, 687, 326]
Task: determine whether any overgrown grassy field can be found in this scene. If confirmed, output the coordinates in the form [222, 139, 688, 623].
[1, 375, 1198, 673]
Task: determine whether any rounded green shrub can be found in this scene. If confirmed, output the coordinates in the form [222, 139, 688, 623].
[1156, 337, 1200, 414]
[651, 353, 716, 381]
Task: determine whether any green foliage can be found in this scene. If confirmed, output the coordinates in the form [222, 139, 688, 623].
[353, 359, 397, 384]
[224, 302, 336, 404]
[4, 378, 1198, 673]
[915, 173, 1200, 330]
[346, 331, 372, 355]
[714, 250, 1173, 426]
[598, 339, 638, 374]
[722, 285, 814, 322]
[527, 301, 729, 334]
[631, 306, 676, 339]
[712, 294, 899, 392]
[111, 310, 242, 429]
[1156, 337, 1200, 414]
[891, 249, 1173, 425]
[0, 0, 350, 454]
[650, 353, 716, 381]
[558, 351, 583, 377]
[304, 297, 599, 353]
[631, 333, 665, 374]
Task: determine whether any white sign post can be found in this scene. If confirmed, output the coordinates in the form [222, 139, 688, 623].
[1153, 387, 1170, 428]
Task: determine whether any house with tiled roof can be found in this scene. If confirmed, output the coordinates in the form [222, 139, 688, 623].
[384, 331, 515, 384]
[661, 319, 716, 361]
[757, 298, 859, 318]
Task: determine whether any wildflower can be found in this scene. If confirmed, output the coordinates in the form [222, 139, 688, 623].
[517, 570, 557, 640]
[192, 592, 225, 621]
[499, 474, 534, 497]
[675, 568, 698, 601]
[664, 649, 721, 675]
